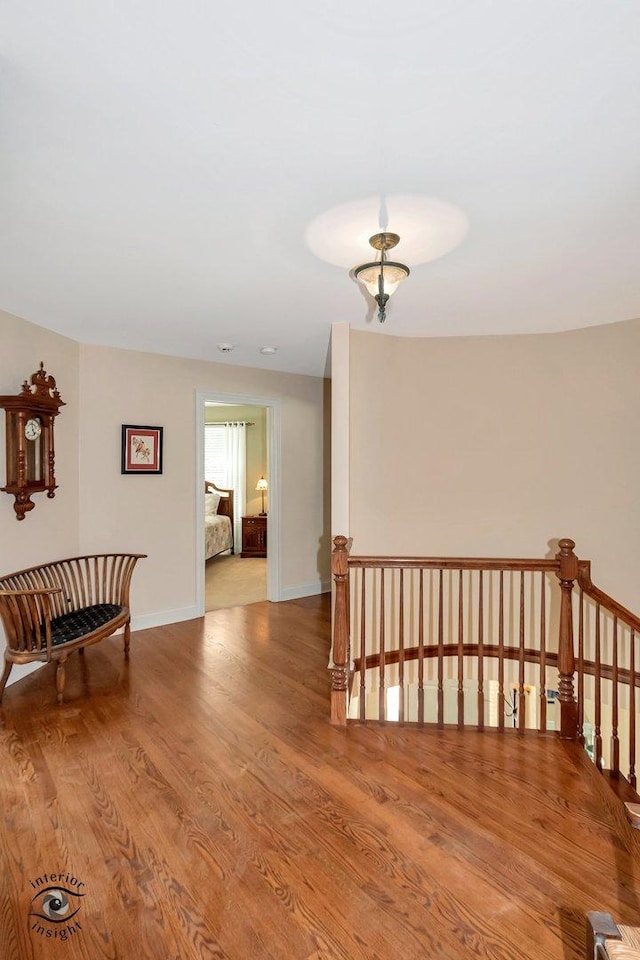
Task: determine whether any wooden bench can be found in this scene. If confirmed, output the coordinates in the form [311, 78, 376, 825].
[0, 553, 145, 704]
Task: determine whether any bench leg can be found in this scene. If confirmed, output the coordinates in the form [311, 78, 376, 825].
[124, 621, 131, 658]
[0, 660, 13, 704]
[56, 656, 67, 705]
[586, 912, 622, 959]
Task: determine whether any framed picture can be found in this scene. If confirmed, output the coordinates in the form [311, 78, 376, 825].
[121, 425, 163, 475]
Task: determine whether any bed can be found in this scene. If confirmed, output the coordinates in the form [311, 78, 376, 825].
[205, 481, 235, 559]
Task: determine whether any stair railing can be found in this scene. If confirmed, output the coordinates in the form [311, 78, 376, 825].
[330, 536, 640, 786]
[575, 559, 640, 786]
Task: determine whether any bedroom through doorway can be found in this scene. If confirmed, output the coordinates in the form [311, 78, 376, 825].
[203, 400, 269, 612]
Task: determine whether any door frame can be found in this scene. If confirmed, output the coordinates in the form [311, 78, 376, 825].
[195, 389, 281, 614]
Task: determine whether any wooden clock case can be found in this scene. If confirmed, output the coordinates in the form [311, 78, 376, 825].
[0, 363, 65, 520]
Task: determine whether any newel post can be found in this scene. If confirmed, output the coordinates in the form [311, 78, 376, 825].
[330, 535, 350, 726]
[555, 538, 579, 740]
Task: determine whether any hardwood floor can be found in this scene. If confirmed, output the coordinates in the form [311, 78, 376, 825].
[1, 594, 639, 959]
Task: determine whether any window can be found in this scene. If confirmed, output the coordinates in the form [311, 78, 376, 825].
[204, 424, 227, 487]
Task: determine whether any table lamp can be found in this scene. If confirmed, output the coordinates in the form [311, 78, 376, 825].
[256, 477, 268, 516]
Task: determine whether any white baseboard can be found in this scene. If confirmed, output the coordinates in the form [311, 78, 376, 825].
[278, 579, 331, 602]
[132, 605, 200, 631]
[6, 661, 43, 687]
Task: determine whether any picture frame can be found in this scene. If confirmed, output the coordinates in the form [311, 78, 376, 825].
[121, 424, 163, 475]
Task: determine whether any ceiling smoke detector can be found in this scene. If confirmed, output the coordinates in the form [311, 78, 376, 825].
[259, 346, 277, 355]
[217, 343, 235, 353]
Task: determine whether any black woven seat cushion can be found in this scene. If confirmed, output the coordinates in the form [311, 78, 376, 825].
[50, 604, 124, 646]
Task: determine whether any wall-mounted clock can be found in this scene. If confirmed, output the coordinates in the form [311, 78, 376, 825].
[0, 363, 65, 520]
[25, 418, 42, 441]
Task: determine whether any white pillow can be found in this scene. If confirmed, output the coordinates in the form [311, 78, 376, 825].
[205, 492, 221, 516]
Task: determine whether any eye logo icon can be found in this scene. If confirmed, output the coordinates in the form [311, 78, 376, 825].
[31, 887, 83, 923]
[28, 873, 86, 943]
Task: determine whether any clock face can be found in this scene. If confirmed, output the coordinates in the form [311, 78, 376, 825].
[24, 418, 42, 441]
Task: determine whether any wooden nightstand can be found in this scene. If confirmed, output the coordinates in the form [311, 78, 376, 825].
[241, 515, 267, 558]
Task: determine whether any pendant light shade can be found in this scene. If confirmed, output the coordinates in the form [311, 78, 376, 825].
[354, 232, 410, 323]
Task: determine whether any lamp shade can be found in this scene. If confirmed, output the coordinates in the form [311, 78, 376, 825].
[354, 261, 409, 298]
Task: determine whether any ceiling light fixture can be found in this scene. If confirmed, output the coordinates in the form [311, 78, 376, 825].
[259, 346, 277, 355]
[354, 232, 410, 323]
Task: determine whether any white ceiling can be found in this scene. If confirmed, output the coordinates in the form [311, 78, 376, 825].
[1, 1, 639, 378]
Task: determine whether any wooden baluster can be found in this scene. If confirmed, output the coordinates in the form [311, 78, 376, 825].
[330, 535, 350, 726]
[418, 570, 424, 725]
[630, 629, 636, 789]
[477, 570, 484, 731]
[611, 617, 619, 777]
[457, 570, 464, 728]
[498, 571, 504, 732]
[359, 568, 366, 721]
[346, 559, 351, 656]
[398, 569, 405, 723]
[518, 571, 525, 733]
[594, 603, 602, 768]
[437, 569, 444, 726]
[577, 588, 584, 742]
[539, 571, 547, 733]
[379, 569, 386, 722]
[555, 538, 578, 740]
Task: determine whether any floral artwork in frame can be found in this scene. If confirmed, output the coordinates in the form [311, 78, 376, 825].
[121, 425, 163, 475]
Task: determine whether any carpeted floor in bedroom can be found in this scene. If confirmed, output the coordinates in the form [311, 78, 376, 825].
[205, 553, 267, 610]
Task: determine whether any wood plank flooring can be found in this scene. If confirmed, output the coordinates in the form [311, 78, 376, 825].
[1, 594, 639, 959]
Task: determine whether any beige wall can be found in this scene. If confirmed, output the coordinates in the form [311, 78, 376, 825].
[346, 319, 640, 612]
[0, 311, 80, 682]
[331, 323, 350, 537]
[204, 403, 267, 515]
[78, 343, 330, 621]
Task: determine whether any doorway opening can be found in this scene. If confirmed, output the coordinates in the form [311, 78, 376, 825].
[195, 391, 281, 616]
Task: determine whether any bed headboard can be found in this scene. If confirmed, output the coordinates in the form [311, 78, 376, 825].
[205, 481, 234, 525]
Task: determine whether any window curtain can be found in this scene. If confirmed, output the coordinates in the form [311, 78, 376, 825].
[204, 421, 247, 546]
[223, 422, 246, 547]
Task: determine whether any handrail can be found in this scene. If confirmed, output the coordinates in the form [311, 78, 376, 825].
[348, 556, 559, 572]
[577, 560, 640, 633]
